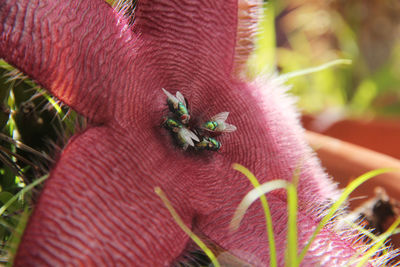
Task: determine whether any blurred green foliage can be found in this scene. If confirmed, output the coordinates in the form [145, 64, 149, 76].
[259, 0, 400, 117]
[0, 60, 84, 261]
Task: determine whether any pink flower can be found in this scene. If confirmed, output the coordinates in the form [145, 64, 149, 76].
[0, 0, 384, 265]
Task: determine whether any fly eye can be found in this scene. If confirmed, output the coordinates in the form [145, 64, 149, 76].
[181, 114, 189, 122]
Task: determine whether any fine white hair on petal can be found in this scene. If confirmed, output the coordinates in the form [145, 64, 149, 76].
[250, 73, 399, 265]
[234, 0, 263, 77]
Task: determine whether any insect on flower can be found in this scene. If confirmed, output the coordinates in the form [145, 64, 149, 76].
[162, 88, 190, 124]
[201, 112, 237, 133]
[163, 117, 199, 150]
[161, 90, 235, 152]
[163, 117, 182, 133]
[195, 136, 221, 151]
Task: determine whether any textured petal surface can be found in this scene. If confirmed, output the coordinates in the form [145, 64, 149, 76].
[15, 75, 370, 265]
[0, 0, 138, 123]
[118, 0, 239, 127]
[0, 0, 380, 266]
[134, 0, 237, 76]
[15, 126, 193, 265]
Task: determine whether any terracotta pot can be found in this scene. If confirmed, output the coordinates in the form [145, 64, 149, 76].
[306, 131, 400, 205]
[306, 131, 400, 251]
[302, 114, 400, 159]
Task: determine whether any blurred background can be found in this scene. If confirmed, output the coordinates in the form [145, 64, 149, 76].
[0, 0, 399, 263]
[245, 0, 400, 161]
[273, 0, 400, 117]
[265, 0, 400, 254]
[272, 0, 400, 159]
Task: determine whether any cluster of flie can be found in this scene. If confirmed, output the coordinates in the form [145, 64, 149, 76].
[162, 88, 236, 151]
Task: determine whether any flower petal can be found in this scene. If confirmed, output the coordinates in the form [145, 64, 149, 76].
[0, 0, 138, 123]
[132, 0, 238, 81]
[14, 126, 192, 265]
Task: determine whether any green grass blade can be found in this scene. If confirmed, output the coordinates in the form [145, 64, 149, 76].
[0, 174, 49, 216]
[229, 174, 301, 267]
[229, 179, 289, 231]
[154, 187, 220, 267]
[285, 177, 299, 267]
[343, 220, 380, 242]
[230, 179, 290, 266]
[36, 88, 75, 133]
[355, 217, 400, 267]
[232, 163, 278, 267]
[279, 59, 352, 82]
[6, 207, 30, 267]
[0, 60, 74, 132]
[298, 168, 396, 264]
[342, 219, 393, 263]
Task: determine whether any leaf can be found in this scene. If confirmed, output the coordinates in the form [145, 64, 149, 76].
[0, 192, 23, 214]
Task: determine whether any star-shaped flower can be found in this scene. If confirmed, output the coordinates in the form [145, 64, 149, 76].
[0, 0, 380, 265]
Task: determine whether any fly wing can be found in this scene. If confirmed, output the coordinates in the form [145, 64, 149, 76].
[182, 143, 189, 151]
[187, 128, 200, 142]
[223, 123, 237, 132]
[180, 128, 199, 147]
[175, 91, 186, 106]
[162, 88, 178, 103]
[211, 111, 229, 122]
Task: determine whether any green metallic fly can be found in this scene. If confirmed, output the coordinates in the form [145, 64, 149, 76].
[163, 117, 199, 150]
[162, 88, 190, 124]
[201, 112, 237, 133]
[195, 136, 221, 151]
[161, 89, 235, 152]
